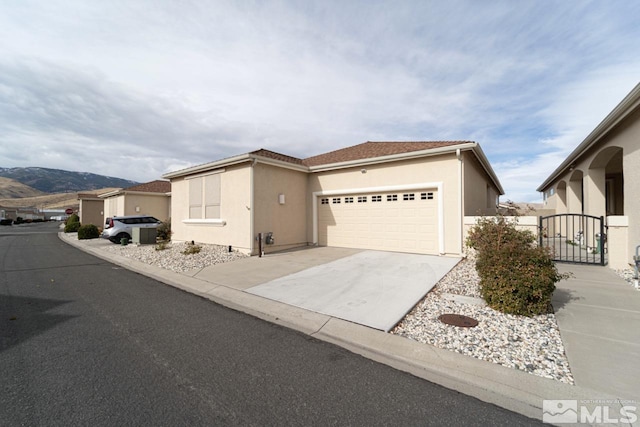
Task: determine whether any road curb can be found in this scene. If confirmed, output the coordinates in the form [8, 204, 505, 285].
[59, 233, 621, 424]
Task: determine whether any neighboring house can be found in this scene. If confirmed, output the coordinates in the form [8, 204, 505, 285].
[537, 82, 640, 269]
[0, 206, 18, 221]
[78, 192, 105, 227]
[100, 180, 171, 224]
[163, 141, 504, 256]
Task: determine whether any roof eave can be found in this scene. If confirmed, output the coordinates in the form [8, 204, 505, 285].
[162, 153, 308, 179]
[307, 143, 477, 172]
[537, 82, 640, 192]
[162, 154, 253, 179]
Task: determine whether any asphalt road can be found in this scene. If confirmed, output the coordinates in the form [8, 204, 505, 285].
[0, 222, 542, 426]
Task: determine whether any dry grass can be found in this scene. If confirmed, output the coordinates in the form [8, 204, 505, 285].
[0, 177, 44, 199]
[0, 185, 120, 209]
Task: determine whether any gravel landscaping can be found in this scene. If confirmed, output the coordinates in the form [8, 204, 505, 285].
[100, 240, 248, 273]
[392, 250, 575, 384]
[615, 268, 640, 290]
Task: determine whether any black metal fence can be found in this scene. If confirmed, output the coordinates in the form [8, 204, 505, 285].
[539, 214, 607, 266]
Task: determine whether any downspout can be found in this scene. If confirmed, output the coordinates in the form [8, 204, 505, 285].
[250, 158, 257, 255]
[457, 148, 464, 255]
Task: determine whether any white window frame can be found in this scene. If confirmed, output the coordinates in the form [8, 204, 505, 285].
[183, 170, 226, 226]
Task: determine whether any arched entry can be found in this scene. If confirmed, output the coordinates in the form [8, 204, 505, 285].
[590, 146, 623, 215]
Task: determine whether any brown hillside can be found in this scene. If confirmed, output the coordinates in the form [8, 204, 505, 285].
[0, 187, 120, 209]
[0, 177, 45, 198]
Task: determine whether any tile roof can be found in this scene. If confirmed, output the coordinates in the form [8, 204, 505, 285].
[302, 141, 471, 167]
[250, 149, 304, 165]
[124, 180, 171, 193]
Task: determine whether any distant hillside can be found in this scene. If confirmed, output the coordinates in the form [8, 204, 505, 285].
[0, 167, 138, 194]
[0, 177, 45, 199]
[0, 188, 120, 209]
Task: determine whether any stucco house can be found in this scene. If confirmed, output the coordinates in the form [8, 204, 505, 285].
[537, 82, 640, 269]
[163, 141, 503, 256]
[78, 192, 106, 227]
[100, 180, 171, 224]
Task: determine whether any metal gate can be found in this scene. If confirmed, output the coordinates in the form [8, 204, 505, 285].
[539, 214, 607, 266]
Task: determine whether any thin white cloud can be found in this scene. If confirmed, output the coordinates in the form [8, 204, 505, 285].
[0, 0, 638, 200]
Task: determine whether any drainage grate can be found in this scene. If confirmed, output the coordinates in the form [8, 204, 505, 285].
[438, 314, 479, 328]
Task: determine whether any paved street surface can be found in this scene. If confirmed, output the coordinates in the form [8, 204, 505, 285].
[0, 222, 541, 426]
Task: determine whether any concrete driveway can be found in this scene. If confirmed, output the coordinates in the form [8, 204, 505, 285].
[245, 249, 460, 331]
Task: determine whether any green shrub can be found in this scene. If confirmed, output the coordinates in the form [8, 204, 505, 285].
[66, 214, 80, 224]
[157, 219, 171, 241]
[466, 216, 569, 316]
[77, 224, 100, 239]
[182, 242, 201, 255]
[64, 221, 81, 233]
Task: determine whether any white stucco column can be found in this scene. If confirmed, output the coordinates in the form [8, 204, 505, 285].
[567, 178, 582, 214]
[584, 168, 606, 218]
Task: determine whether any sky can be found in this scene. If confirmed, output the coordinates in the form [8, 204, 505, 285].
[0, 1, 639, 202]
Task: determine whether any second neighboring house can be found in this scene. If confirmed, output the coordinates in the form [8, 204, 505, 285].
[538, 82, 640, 269]
[100, 180, 171, 224]
[163, 141, 504, 257]
[78, 192, 106, 227]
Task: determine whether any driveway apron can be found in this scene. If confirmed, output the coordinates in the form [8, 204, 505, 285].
[246, 250, 460, 331]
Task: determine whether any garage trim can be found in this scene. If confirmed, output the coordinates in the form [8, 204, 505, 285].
[312, 182, 444, 254]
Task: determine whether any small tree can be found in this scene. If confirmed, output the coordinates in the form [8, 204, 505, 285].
[467, 216, 569, 316]
[157, 219, 172, 241]
[64, 213, 81, 232]
[66, 214, 80, 225]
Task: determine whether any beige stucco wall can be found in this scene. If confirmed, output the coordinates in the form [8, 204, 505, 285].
[170, 163, 253, 253]
[542, 106, 640, 268]
[607, 216, 629, 270]
[463, 152, 500, 216]
[307, 154, 463, 255]
[102, 193, 170, 225]
[79, 199, 104, 228]
[122, 194, 171, 221]
[105, 195, 124, 219]
[463, 216, 538, 247]
[253, 163, 308, 254]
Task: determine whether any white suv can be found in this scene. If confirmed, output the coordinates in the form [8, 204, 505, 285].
[102, 215, 161, 243]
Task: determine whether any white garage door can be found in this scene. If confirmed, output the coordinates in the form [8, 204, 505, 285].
[318, 190, 439, 254]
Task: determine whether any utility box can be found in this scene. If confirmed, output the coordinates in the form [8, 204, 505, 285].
[132, 227, 157, 244]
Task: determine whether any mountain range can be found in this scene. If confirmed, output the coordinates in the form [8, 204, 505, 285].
[0, 167, 139, 194]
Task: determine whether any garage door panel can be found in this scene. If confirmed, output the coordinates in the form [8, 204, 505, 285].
[318, 190, 439, 255]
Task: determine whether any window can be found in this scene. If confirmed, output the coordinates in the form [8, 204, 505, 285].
[189, 174, 221, 219]
[372, 195, 382, 202]
[421, 192, 434, 200]
[332, 198, 341, 204]
[345, 197, 354, 203]
[321, 198, 329, 205]
[357, 196, 367, 203]
[403, 193, 415, 201]
[386, 194, 398, 202]
[189, 177, 203, 219]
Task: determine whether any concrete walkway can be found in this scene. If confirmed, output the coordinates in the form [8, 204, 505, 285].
[60, 233, 640, 424]
[554, 264, 640, 400]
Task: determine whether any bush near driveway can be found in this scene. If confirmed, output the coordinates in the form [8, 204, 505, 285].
[64, 213, 81, 233]
[78, 224, 100, 240]
[466, 216, 569, 317]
